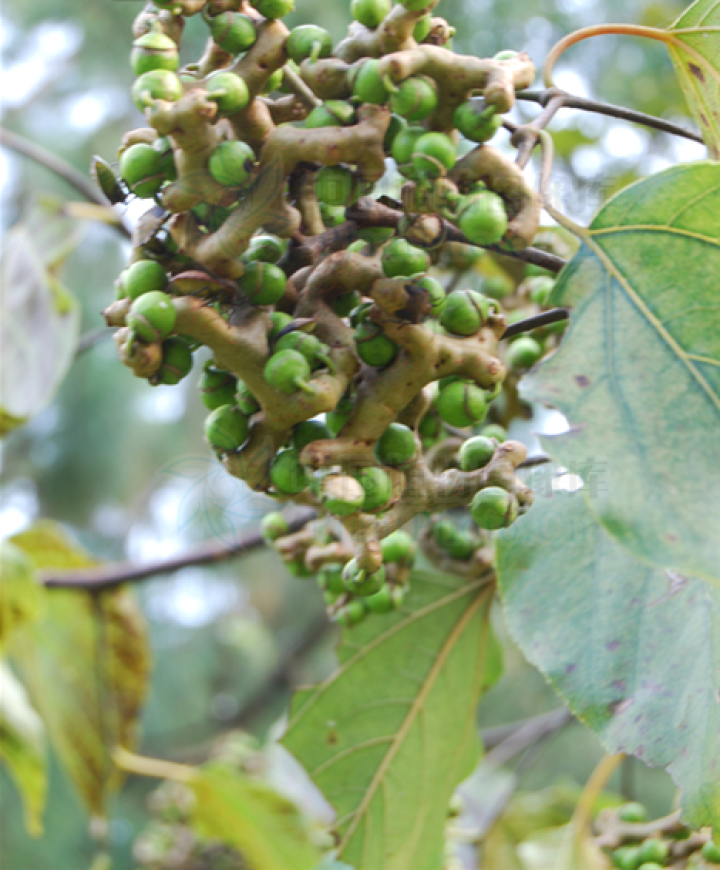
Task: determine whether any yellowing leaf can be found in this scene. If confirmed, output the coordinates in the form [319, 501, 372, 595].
[283, 571, 501, 870]
[0, 540, 45, 650]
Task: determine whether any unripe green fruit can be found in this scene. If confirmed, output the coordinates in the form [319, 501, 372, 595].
[613, 847, 641, 870]
[436, 381, 488, 428]
[507, 336, 543, 369]
[292, 419, 332, 451]
[702, 840, 720, 863]
[471, 486, 518, 530]
[347, 240, 368, 254]
[439, 240, 485, 271]
[391, 125, 426, 179]
[209, 140, 255, 187]
[352, 59, 390, 105]
[265, 349, 313, 394]
[127, 290, 177, 342]
[320, 474, 365, 516]
[352, 0, 391, 27]
[132, 69, 183, 110]
[458, 436, 495, 471]
[315, 166, 357, 207]
[433, 519, 476, 560]
[364, 583, 395, 613]
[239, 262, 286, 305]
[201, 365, 237, 410]
[204, 404, 250, 452]
[375, 422, 416, 466]
[453, 99, 502, 143]
[305, 101, 355, 128]
[637, 840, 669, 865]
[153, 136, 177, 180]
[458, 191, 508, 246]
[479, 423, 507, 442]
[415, 276, 446, 316]
[210, 12, 257, 55]
[235, 381, 260, 415]
[287, 557, 314, 578]
[121, 260, 168, 300]
[381, 238, 429, 278]
[275, 331, 332, 371]
[343, 558, 386, 596]
[389, 76, 437, 122]
[355, 466, 393, 512]
[155, 337, 193, 385]
[495, 49, 519, 60]
[350, 302, 373, 325]
[318, 563, 345, 595]
[483, 274, 514, 298]
[287, 25, 333, 63]
[617, 803, 648, 824]
[335, 600, 367, 627]
[332, 289, 362, 317]
[255, 0, 295, 17]
[326, 395, 354, 435]
[205, 70, 250, 114]
[383, 114, 406, 153]
[244, 235, 283, 264]
[261, 511, 289, 542]
[131, 30, 179, 76]
[354, 321, 399, 367]
[120, 143, 165, 198]
[412, 132, 456, 179]
[320, 202, 346, 227]
[263, 67, 284, 93]
[380, 529, 416, 564]
[418, 410, 441, 439]
[270, 448, 309, 494]
[440, 289, 493, 336]
[527, 276, 555, 305]
[269, 311, 293, 338]
[413, 14, 433, 42]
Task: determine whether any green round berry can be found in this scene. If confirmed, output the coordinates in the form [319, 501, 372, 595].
[391, 124, 426, 178]
[458, 192, 508, 247]
[132, 69, 183, 110]
[244, 235, 283, 264]
[617, 803, 648, 824]
[268, 311, 293, 338]
[412, 132, 456, 179]
[131, 30, 179, 76]
[470, 486, 518, 530]
[413, 14, 433, 42]
[201, 363, 237, 410]
[119, 143, 165, 198]
[351, 0, 391, 27]
[326, 395, 354, 435]
[204, 404, 250, 452]
[342, 558, 386, 596]
[453, 99, 502, 143]
[286, 556, 314, 577]
[121, 260, 168, 300]
[270, 448, 309, 494]
[389, 76, 437, 122]
[527, 276, 555, 305]
[320, 202, 346, 227]
[263, 67, 284, 94]
[239, 262, 286, 306]
[439, 240, 485, 271]
[354, 321, 399, 367]
[332, 289, 362, 317]
[482, 273, 514, 298]
[287, 25, 333, 64]
[433, 519, 477, 560]
[210, 12, 257, 55]
[440, 289, 493, 336]
[352, 58, 390, 105]
[383, 113, 406, 152]
[292, 419, 332, 451]
[418, 410, 441, 439]
[637, 840, 669, 865]
[315, 166, 357, 207]
[155, 337, 193, 384]
[479, 423, 506, 442]
[495, 49, 519, 61]
[209, 140, 255, 187]
[355, 466, 393, 512]
[347, 240, 368, 254]
[364, 584, 395, 613]
[235, 381, 260, 415]
[702, 840, 720, 863]
[305, 100, 355, 128]
[375, 422, 416, 466]
[275, 331, 331, 370]
[261, 511, 289, 542]
[613, 847, 641, 870]
[381, 238, 429, 278]
[320, 474, 365, 516]
[358, 226, 395, 249]
[255, 0, 295, 17]
[127, 290, 177, 342]
[436, 381, 488, 428]
[205, 70, 250, 114]
[380, 529, 416, 564]
[415, 275, 445, 316]
[317, 563, 346, 595]
[507, 336, 543, 369]
[264, 349, 313, 394]
[458, 436, 495, 471]
[335, 599, 367, 627]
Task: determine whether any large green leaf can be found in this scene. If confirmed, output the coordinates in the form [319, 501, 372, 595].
[0, 663, 47, 836]
[529, 163, 720, 583]
[190, 765, 322, 870]
[283, 571, 501, 870]
[667, 0, 720, 158]
[9, 522, 150, 817]
[496, 478, 720, 828]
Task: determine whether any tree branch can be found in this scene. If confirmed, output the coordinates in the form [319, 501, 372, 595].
[501, 307, 570, 340]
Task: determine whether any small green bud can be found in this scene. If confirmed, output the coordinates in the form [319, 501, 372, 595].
[317, 563, 346, 595]
[210, 12, 257, 55]
[351, 0, 391, 28]
[209, 140, 255, 187]
[354, 321, 399, 367]
[292, 420, 332, 451]
[121, 260, 168, 300]
[458, 191, 508, 246]
[119, 143, 165, 198]
[204, 404, 250, 452]
[270, 448, 310, 494]
[261, 511, 289, 542]
[375, 423, 416, 466]
[127, 290, 177, 342]
[239, 262, 287, 306]
[381, 238, 429, 278]
[436, 381, 488, 428]
[201, 363, 237, 411]
[355, 466, 394, 512]
[389, 76, 437, 122]
[334, 599, 367, 626]
[264, 349, 313, 393]
[342, 558, 385, 596]
[155, 337, 193, 385]
[380, 530, 416, 564]
[507, 336, 543, 369]
[470, 486, 518, 530]
[205, 70, 250, 114]
[287, 24, 333, 64]
[458, 436, 495, 471]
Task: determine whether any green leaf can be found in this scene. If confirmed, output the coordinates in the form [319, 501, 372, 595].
[190, 765, 322, 870]
[0, 540, 46, 651]
[0, 662, 47, 836]
[283, 571, 500, 870]
[532, 163, 720, 583]
[666, 0, 720, 158]
[0, 218, 80, 436]
[9, 522, 150, 818]
[496, 482, 720, 828]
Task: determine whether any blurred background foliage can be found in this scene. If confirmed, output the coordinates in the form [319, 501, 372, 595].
[0, 0, 703, 867]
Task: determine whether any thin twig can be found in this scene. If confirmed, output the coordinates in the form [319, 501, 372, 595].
[281, 66, 321, 110]
[74, 327, 113, 358]
[40, 507, 317, 590]
[501, 307, 570, 340]
[484, 707, 574, 765]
